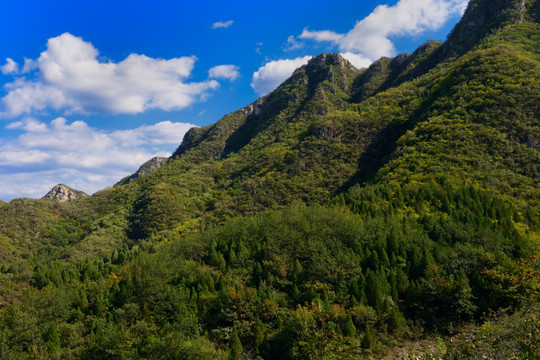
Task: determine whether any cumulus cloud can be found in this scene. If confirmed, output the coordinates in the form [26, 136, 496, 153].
[212, 20, 234, 29]
[5, 117, 48, 132]
[340, 52, 373, 69]
[283, 36, 304, 51]
[300, 0, 468, 60]
[1, 58, 19, 75]
[0, 33, 220, 118]
[251, 56, 312, 95]
[300, 30, 345, 43]
[0, 117, 195, 200]
[209, 65, 240, 81]
[22, 58, 38, 73]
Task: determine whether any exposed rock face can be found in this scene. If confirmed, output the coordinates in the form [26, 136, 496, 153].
[43, 184, 87, 202]
[243, 98, 266, 117]
[306, 53, 357, 71]
[116, 157, 168, 186]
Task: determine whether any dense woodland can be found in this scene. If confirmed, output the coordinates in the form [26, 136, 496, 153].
[1, 0, 539, 358]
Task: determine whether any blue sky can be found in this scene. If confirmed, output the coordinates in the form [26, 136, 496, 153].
[0, 0, 468, 200]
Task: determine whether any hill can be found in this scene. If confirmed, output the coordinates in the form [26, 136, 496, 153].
[43, 184, 88, 202]
[0, 0, 539, 358]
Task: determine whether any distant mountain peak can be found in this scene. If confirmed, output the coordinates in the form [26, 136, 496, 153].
[306, 53, 357, 71]
[115, 157, 168, 186]
[43, 184, 87, 202]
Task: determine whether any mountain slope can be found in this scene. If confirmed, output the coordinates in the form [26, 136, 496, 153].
[128, 18, 539, 237]
[1, 0, 538, 264]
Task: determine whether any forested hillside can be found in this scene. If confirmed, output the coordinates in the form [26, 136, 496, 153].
[0, 0, 539, 358]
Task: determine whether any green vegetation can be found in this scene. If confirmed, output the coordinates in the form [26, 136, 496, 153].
[0, 0, 539, 358]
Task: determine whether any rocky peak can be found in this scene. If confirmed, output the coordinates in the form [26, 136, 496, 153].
[391, 53, 411, 66]
[411, 40, 442, 57]
[443, 0, 539, 57]
[43, 184, 87, 202]
[115, 157, 168, 186]
[306, 53, 357, 71]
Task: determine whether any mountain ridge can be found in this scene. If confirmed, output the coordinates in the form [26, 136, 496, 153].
[1, 0, 537, 250]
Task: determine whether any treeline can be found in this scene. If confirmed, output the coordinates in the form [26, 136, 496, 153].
[1, 192, 538, 359]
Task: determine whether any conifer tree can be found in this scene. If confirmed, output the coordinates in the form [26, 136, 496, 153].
[229, 328, 243, 360]
[387, 306, 406, 333]
[362, 324, 376, 349]
[343, 314, 356, 338]
[253, 318, 265, 351]
[45, 324, 61, 353]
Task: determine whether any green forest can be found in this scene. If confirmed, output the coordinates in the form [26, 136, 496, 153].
[1, 0, 539, 358]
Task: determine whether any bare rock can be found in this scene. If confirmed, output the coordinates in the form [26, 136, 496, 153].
[115, 157, 168, 186]
[43, 184, 88, 202]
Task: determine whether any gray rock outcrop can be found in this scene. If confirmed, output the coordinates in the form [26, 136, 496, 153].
[43, 184, 88, 202]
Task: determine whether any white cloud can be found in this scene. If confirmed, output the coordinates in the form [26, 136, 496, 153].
[1, 58, 19, 75]
[340, 52, 373, 69]
[300, 0, 468, 60]
[111, 121, 195, 146]
[251, 56, 312, 95]
[209, 65, 240, 81]
[212, 20, 234, 29]
[0, 117, 196, 200]
[283, 36, 304, 51]
[22, 58, 37, 73]
[300, 30, 345, 43]
[0, 33, 220, 118]
[2, 79, 71, 116]
[0, 150, 51, 164]
[5, 117, 48, 132]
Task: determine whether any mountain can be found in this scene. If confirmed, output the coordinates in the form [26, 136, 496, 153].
[0, 0, 539, 358]
[115, 156, 168, 186]
[43, 184, 88, 202]
[443, 0, 539, 55]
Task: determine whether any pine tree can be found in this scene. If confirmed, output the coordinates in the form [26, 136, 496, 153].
[253, 318, 265, 351]
[387, 306, 406, 333]
[343, 314, 356, 338]
[292, 259, 303, 282]
[78, 289, 89, 311]
[45, 323, 61, 353]
[292, 284, 301, 302]
[217, 252, 227, 270]
[361, 324, 376, 349]
[229, 328, 243, 360]
[366, 272, 383, 313]
[452, 270, 477, 320]
[396, 268, 409, 295]
[405, 280, 419, 308]
[228, 248, 237, 266]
